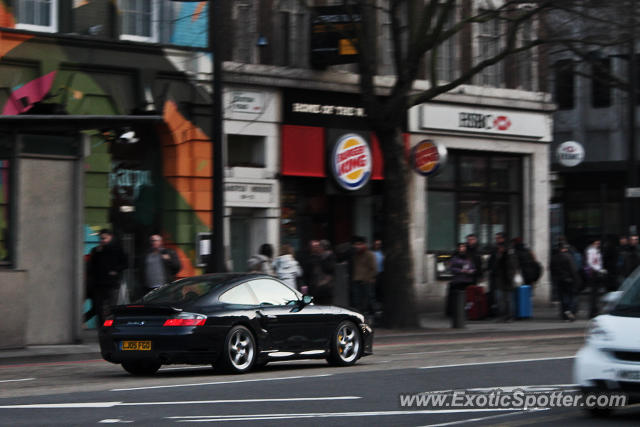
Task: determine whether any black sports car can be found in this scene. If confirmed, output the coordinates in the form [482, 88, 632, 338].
[99, 273, 373, 375]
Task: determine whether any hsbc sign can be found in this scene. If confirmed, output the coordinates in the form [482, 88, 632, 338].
[415, 104, 550, 141]
[459, 112, 512, 131]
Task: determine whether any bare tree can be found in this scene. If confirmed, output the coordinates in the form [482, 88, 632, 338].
[333, 0, 565, 327]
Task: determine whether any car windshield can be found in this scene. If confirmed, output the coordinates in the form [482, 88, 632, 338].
[142, 278, 226, 306]
[611, 275, 640, 317]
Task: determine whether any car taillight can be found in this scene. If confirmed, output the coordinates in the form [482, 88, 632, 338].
[163, 314, 207, 327]
[103, 319, 114, 327]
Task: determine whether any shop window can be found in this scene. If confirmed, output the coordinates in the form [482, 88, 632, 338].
[227, 134, 266, 168]
[460, 156, 487, 189]
[15, 0, 57, 33]
[427, 192, 456, 251]
[427, 152, 522, 252]
[490, 157, 520, 191]
[119, 0, 158, 42]
[591, 58, 611, 108]
[0, 159, 10, 264]
[554, 60, 574, 110]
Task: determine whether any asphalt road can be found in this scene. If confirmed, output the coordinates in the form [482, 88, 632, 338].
[0, 332, 638, 426]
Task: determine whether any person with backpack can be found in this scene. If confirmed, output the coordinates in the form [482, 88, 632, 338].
[512, 237, 542, 288]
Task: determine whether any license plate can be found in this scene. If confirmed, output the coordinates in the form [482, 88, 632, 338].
[619, 370, 640, 380]
[120, 341, 152, 351]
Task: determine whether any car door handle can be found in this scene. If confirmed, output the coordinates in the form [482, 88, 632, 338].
[256, 311, 277, 320]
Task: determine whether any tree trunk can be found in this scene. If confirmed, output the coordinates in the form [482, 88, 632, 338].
[376, 127, 418, 328]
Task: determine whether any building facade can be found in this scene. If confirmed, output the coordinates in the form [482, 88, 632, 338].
[0, 1, 552, 346]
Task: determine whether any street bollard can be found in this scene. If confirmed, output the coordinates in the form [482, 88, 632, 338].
[451, 289, 466, 329]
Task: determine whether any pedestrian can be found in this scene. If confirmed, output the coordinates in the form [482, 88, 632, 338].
[446, 242, 476, 316]
[465, 233, 483, 285]
[273, 243, 302, 290]
[512, 237, 542, 289]
[487, 232, 517, 321]
[623, 234, 640, 277]
[550, 243, 581, 321]
[247, 243, 275, 275]
[584, 239, 606, 318]
[86, 229, 127, 326]
[315, 239, 337, 305]
[142, 234, 182, 294]
[372, 238, 385, 301]
[350, 236, 377, 315]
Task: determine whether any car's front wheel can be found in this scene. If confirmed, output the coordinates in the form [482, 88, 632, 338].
[122, 360, 161, 376]
[215, 325, 256, 373]
[328, 320, 362, 366]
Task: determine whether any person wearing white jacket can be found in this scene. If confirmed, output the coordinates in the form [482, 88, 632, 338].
[273, 244, 302, 291]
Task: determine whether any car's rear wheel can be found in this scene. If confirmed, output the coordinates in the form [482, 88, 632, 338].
[328, 320, 362, 366]
[215, 325, 256, 374]
[122, 360, 161, 376]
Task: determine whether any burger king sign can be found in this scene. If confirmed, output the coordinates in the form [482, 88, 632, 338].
[331, 133, 372, 191]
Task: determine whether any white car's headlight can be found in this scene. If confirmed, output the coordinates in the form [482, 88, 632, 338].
[585, 319, 613, 342]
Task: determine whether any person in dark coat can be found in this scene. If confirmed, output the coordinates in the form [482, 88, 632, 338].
[86, 229, 127, 326]
[487, 232, 517, 321]
[550, 243, 581, 321]
[446, 242, 477, 316]
[465, 233, 483, 285]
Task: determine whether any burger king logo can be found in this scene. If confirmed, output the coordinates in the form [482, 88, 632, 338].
[331, 134, 372, 191]
[411, 139, 447, 176]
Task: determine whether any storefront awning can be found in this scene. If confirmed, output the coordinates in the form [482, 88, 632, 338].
[282, 124, 384, 179]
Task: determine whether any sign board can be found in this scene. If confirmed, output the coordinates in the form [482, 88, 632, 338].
[626, 187, 640, 198]
[229, 91, 264, 114]
[417, 104, 550, 140]
[556, 141, 585, 167]
[411, 139, 448, 176]
[195, 232, 211, 268]
[225, 179, 277, 208]
[330, 133, 372, 191]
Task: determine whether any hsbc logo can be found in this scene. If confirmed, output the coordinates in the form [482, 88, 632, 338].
[459, 112, 512, 131]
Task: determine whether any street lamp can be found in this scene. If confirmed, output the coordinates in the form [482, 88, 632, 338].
[171, 0, 226, 272]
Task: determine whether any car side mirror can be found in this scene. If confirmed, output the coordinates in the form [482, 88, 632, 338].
[302, 295, 314, 305]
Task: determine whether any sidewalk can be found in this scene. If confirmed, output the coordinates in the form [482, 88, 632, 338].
[0, 298, 588, 364]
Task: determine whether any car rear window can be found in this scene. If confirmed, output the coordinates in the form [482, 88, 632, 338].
[142, 279, 225, 305]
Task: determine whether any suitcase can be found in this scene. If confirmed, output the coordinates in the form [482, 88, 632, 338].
[514, 285, 532, 318]
[465, 285, 488, 320]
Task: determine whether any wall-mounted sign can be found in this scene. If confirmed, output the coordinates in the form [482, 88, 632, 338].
[417, 104, 551, 140]
[411, 139, 447, 176]
[331, 133, 371, 191]
[229, 91, 264, 114]
[556, 140, 584, 167]
[225, 179, 277, 208]
[283, 89, 369, 129]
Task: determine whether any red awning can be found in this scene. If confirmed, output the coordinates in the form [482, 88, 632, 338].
[281, 125, 326, 177]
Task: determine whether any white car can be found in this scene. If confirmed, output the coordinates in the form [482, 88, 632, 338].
[573, 271, 640, 415]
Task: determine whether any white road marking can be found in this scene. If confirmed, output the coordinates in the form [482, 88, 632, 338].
[98, 420, 133, 424]
[0, 402, 121, 409]
[395, 347, 504, 356]
[168, 408, 548, 422]
[0, 378, 34, 383]
[110, 373, 332, 392]
[0, 396, 359, 410]
[419, 409, 546, 426]
[419, 356, 575, 370]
